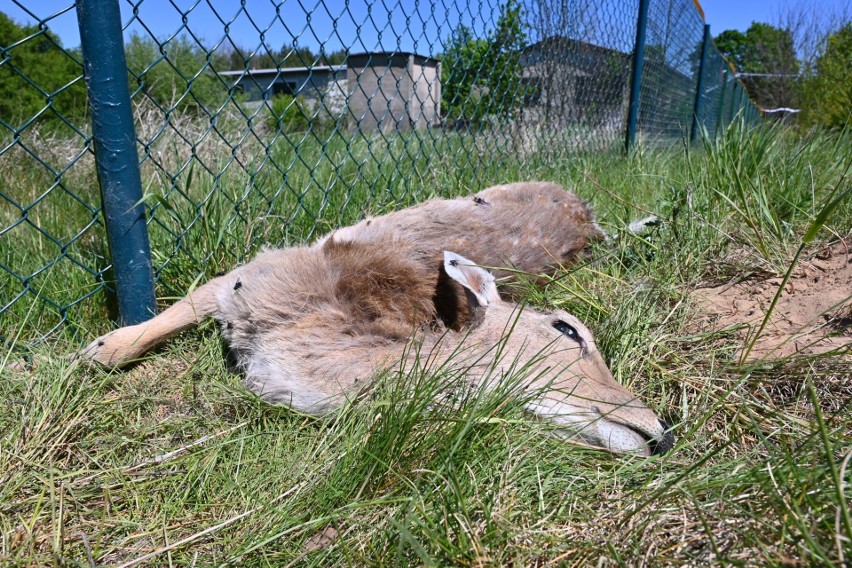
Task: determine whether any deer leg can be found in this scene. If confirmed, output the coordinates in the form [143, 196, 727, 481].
[78, 276, 227, 368]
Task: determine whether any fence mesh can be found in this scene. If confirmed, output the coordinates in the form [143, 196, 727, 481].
[0, 0, 760, 348]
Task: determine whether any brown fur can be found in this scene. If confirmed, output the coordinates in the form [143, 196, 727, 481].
[325, 239, 437, 339]
[322, 181, 604, 324]
[325, 181, 603, 283]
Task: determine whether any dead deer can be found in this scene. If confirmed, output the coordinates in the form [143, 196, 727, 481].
[79, 183, 673, 455]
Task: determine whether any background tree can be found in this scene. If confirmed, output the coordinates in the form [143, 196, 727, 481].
[774, 0, 851, 77]
[800, 23, 852, 128]
[714, 29, 749, 69]
[319, 48, 347, 66]
[212, 43, 249, 71]
[271, 44, 318, 68]
[773, 0, 851, 128]
[441, 25, 495, 127]
[125, 33, 229, 114]
[488, 0, 529, 118]
[212, 43, 347, 70]
[441, 0, 528, 128]
[217, 43, 347, 70]
[525, 0, 597, 44]
[0, 12, 87, 129]
[715, 23, 799, 109]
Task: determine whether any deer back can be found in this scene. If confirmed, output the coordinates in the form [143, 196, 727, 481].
[322, 181, 604, 282]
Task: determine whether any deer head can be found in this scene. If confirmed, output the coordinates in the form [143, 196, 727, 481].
[429, 252, 674, 456]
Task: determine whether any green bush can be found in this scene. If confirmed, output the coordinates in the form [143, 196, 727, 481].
[0, 13, 88, 129]
[441, 0, 527, 128]
[801, 23, 852, 130]
[266, 94, 311, 133]
[125, 33, 229, 114]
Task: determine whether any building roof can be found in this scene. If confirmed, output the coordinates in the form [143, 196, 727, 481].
[522, 36, 628, 59]
[346, 51, 439, 67]
[347, 51, 436, 60]
[218, 51, 438, 77]
[218, 64, 346, 77]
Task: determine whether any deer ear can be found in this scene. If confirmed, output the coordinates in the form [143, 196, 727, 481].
[443, 251, 501, 309]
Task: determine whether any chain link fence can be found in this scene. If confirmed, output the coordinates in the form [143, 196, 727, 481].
[0, 0, 760, 348]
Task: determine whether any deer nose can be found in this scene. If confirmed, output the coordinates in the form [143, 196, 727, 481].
[648, 420, 675, 455]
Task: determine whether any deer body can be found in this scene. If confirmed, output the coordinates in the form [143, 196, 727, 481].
[321, 181, 604, 284]
[80, 182, 673, 456]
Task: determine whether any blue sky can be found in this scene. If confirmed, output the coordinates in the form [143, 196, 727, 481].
[700, 0, 798, 34]
[0, 1, 842, 54]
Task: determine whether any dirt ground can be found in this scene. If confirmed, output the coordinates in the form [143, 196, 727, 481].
[694, 238, 852, 361]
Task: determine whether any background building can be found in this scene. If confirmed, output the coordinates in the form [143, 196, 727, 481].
[221, 52, 441, 132]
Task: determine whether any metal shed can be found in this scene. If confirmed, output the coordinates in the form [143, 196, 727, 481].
[346, 52, 441, 131]
[219, 64, 346, 102]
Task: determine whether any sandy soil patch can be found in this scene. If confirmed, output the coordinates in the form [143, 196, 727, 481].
[694, 238, 852, 361]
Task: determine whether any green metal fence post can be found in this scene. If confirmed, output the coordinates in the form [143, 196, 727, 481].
[715, 69, 728, 134]
[728, 81, 739, 122]
[76, 0, 157, 325]
[734, 83, 744, 120]
[730, 81, 741, 122]
[625, 0, 651, 153]
[690, 24, 711, 143]
[708, 71, 719, 138]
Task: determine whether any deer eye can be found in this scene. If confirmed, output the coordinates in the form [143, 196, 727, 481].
[553, 320, 588, 355]
[553, 320, 578, 340]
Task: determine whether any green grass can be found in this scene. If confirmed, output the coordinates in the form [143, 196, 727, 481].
[1, 120, 851, 565]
